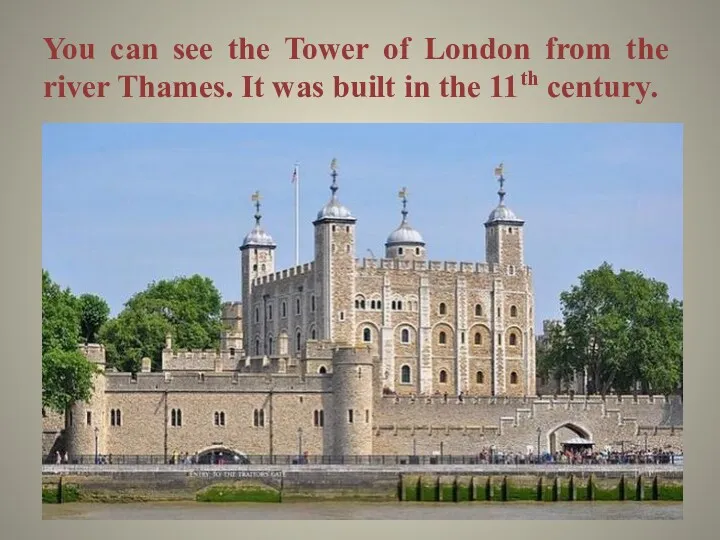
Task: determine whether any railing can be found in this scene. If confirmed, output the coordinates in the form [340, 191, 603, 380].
[43, 452, 684, 466]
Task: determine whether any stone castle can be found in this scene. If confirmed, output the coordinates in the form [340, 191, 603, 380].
[42, 162, 683, 462]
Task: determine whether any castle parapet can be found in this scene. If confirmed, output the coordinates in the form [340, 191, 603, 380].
[355, 258, 492, 273]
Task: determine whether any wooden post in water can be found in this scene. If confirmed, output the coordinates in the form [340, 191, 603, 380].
[587, 474, 595, 501]
[652, 476, 659, 501]
[417, 476, 422, 501]
[568, 475, 576, 501]
[398, 475, 405, 501]
[469, 476, 476, 502]
[486, 477, 494, 501]
[636, 475, 644, 501]
[619, 475, 626, 501]
[552, 477, 560, 502]
[453, 476, 459, 502]
[537, 477, 543, 501]
[436, 476, 442, 502]
[57, 477, 63, 504]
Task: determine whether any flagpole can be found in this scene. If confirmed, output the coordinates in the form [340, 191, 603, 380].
[294, 163, 299, 266]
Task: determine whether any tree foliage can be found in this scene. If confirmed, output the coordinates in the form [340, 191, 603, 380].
[78, 293, 110, 343]
[539, 262, 683, 395]
[42, 270, 98, 413]
[99, 275, 223, 372]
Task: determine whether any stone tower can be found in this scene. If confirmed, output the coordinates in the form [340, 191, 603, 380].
[331, 345, 374, 456]
[66, 344, 107, 461]
[240, 191, 276, 357]
[385, 186, 427, 261]
[313, 159, 357, 345]
[484, 164, 525, 270]
[483, 165, 533, 396]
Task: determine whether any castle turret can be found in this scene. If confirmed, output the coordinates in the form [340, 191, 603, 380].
[385, 186, 426, 261]
[240, 191, 276, 357]
[313, 159, 357, 345]
[484, 164, 525, 270]
[66, 344, 107, 462]
[331, 345, 374, 456]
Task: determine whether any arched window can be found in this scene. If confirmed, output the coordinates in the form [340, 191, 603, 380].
[401, 328, 410, 343]
[268, 337, 274, 355]
[363, 328, 371, 342]
[296, 332, 301, 351]
[377, 301, 382, 310]
[318, 366, 327, 374]
[398, 247, 404, 255]
[474, 332, 482, 345]
[255, 308, 259, 323]
[268, 304, 273, 320]
[254, 339, 260, 356]
[311, 296, 316, 312]
[439, 331, 447, 345]
[311, 328, 316, 340]
[475, 304, 482, 317]
[295, 298, 301, 315]
[510, 305, 518, 317]
[397, 301, 403, 310]
[416, 247, 420, 255]
[391, 301, 396, 310]
[510, 372, 518, 384]
[509, 333, 517, 346]
[439, 303, 447, 315]
[401, 365, 411, 384]
[476, 371, 484, 384]
[370, 300, 376, 309]
[439, 369, 448, 383]
[281, 301, 287, 318]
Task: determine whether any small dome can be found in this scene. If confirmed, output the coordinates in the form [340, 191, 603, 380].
[486, 204, 522, 223]
[386, 222, 425, 246]
[242, 225, 275, 247]
[316, 196, 354, 221]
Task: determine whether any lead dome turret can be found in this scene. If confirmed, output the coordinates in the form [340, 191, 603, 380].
[385, 187, 426, 260]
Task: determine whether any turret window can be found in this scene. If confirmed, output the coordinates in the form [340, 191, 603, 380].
[253, 409, 265, 427]
[474, 332, 482, 345]
[268, 304, 273, 320]
[281, 301, 287, 318]
[313, 410, 325, 427]
[510, 372, 519, 385]
[398, 247, 404, 255]
[439, 331, 447, 345]
[295, 298, 301, 315]
[439, 369, 448, 383]
[415, 247, 420, 255]
[214, 411, 226, 426]
[401, 328, 410, 343]
[475, 304, 483, 317]
[476, 371, 484, 384]
[509, 333, 518, 346]
[255, 308, 259, 323]
[318, 365, 327, 374]
[311, 328, 317, 340]
[296, 332, 301, 352]
[86, 411, 92, 426]
[171, 408, 182, 427]
[510, 305, 518, 317]
[439, 303, 447, 315]
[110, 409, 122, 426]
[311, 296, 316, 312]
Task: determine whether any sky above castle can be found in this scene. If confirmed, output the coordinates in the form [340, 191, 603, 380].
[42, 123, 682, 333]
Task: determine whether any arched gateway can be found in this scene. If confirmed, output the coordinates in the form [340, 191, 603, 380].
[195, 445, 250, 464]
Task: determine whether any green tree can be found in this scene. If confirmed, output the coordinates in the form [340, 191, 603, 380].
[100, 275, 223, 372]
[42, 270, 98, 413]
[541, 262, 682, 395]
[78, 293, 110, 343]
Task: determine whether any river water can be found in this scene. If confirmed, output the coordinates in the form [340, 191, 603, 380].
[43, 501, 682, 520]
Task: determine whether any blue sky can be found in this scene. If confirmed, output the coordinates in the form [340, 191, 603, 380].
[42, 123, 683, 332]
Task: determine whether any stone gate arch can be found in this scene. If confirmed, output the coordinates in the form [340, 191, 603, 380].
[194, 445, 250, 464]
[546, 422, 593, 455]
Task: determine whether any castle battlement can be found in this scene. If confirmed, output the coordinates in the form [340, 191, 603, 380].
[252, 262, 314, 286]
[381, 394, 682, 406]
[105, 371, 331, 393]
